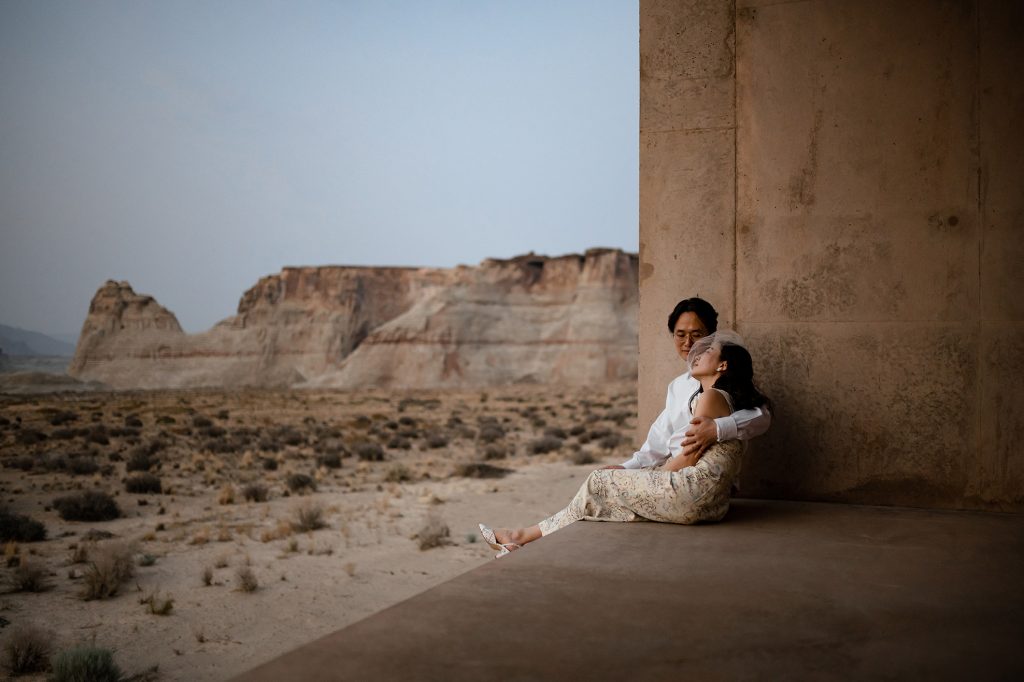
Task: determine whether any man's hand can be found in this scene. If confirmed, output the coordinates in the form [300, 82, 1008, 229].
[680, 416, 717, 462]
[600, 464, 626, 470]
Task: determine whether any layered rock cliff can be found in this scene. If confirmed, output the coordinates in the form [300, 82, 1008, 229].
[68, 249, 638, 389]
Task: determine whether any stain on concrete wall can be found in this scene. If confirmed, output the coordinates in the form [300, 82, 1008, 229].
[640, 0, 1023, 511]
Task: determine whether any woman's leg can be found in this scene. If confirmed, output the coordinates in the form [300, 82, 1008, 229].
[496, 469, 673, 546]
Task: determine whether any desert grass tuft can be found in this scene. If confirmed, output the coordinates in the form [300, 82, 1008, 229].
[13, 558, 50, 592]
[80, 541, 135, 600]
[242, 483, 269, 503]
[49, 645, 124, 682]
[235, 566, 258, 592]
[124, 473, 161, 494]
[384, 464, 413, 483]
[218, 484, 236, 505]
[2, 624, 53, 675]
[139, 590, 174, 615]
[413, 513, 450, 550]
[292, 503, 326, 533]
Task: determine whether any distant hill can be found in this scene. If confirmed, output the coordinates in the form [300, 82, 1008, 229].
[0, 324, 76, 357]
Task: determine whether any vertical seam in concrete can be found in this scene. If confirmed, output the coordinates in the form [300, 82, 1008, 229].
[974, 0, 983, 503]
[732, 0, 739, 328]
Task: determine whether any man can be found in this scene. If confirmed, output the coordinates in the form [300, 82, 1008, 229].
[605, 297, 770, 471]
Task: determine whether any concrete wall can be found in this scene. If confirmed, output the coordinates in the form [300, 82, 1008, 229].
[639, 0, 1023, 511]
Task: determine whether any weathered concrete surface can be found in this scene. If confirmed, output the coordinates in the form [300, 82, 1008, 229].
[639, 0, 737, 442]
[233, 500, 1024, 681]
[640, 1, 1024, 510]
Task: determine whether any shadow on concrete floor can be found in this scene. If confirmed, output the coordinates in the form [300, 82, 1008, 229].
[235, 499, 1024, 681]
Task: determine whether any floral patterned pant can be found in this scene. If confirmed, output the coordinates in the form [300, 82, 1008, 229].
[538, 440, 743, 536]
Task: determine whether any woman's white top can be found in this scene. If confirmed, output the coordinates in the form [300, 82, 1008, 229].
[620, 371, 770, 470]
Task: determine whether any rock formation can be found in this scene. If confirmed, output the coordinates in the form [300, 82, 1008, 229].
[68, 249, 638, 390]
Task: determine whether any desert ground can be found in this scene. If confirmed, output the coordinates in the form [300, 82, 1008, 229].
[0, 382, 636, 680]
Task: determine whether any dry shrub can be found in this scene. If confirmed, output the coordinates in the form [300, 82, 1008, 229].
[218, 484, 236, 505]
[125, 448, 155, 472]
[425, 433, 448, 449]
[354, 442, 384, 462]
[13, 558, 50, 592]
[80, 541, 135, 600]
[124, 474, 161, 494]
[69, 542, 92, 564]
[413, 514, 450, 550]
[49, 645, 124, 682]
[260, 521, 292, 543]
[67, 457, 100, 476]
[236, 566, 258, 592]
[384, 464, 413, 483]
[528, 436, 563, 455]
[285, 473, 316, 494]
[2, 624, 53, 675]
[0, 507, 46, 542]
[452, 462, 511, 479]
[571, 450, 596, 466]
[53, 491, 121, 522]
[139, 590, 174, 615]
[543, 426, 568, 439]
[292, 504, 326, 533]
[386, 436, 411, 450]
[482, 444, 507, 460]
[3, 455, 34, 471]
[242, 483, 268, 503]
[599, 433, 624, 450]
[316, 452, 342, 469]
[15, 429, 46, 445]
[478, 425, 504, 443]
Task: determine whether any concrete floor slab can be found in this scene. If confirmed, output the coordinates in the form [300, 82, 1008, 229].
[233, 500, 1024, 681]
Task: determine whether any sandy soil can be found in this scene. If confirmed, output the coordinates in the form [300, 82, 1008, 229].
[0, 383, 636, 680]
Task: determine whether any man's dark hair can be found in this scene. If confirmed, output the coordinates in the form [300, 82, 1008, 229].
[667, 298, 718, 334]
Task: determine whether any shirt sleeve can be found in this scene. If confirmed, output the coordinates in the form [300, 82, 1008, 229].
[714, 404, 772, 442]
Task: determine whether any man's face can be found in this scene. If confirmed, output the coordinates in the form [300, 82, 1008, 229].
[672, 311, 709, 361]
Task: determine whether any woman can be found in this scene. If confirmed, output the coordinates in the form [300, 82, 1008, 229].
[479, 330, 770, 558]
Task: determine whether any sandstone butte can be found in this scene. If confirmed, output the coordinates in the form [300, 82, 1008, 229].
[67, 249, 639, 390]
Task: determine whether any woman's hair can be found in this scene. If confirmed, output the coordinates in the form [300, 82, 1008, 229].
[667, 297, 718, 334]
[712, 343, 770, 411]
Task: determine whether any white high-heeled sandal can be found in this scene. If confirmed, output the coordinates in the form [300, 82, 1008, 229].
[479, 523, 522, 558]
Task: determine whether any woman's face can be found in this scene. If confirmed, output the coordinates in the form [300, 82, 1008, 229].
[690, 343, 724, 378]
[672, 312, 709, 361]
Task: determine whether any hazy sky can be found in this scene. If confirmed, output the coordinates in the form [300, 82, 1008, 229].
[0, 1, 638, 336]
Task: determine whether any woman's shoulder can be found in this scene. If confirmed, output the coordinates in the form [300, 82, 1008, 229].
[695, 388, 732, 418]
[709, 387, 735, 411]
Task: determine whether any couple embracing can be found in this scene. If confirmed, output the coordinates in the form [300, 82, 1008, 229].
[480, 297, 771, 557]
